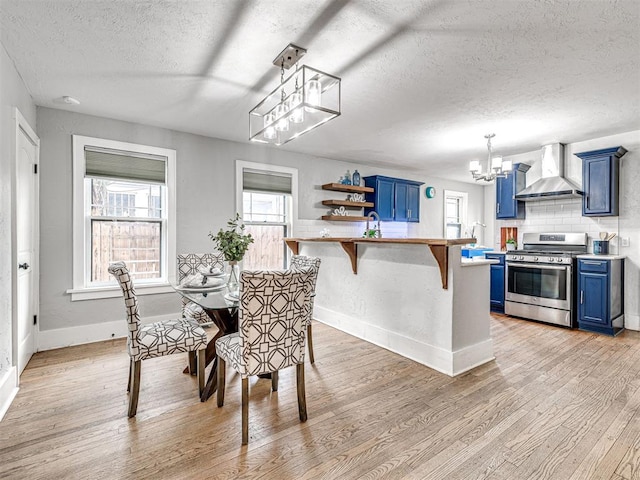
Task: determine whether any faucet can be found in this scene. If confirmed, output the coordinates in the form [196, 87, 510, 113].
[471, 221, 486, 241]
[365, 211, 382, 238]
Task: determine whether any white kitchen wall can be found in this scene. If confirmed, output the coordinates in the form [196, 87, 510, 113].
[36, 107, 484, 347]
[492, 130, 640, 329]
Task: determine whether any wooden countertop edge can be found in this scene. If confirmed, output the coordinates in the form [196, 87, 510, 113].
[285, 237, 475, 246]
[284, 237, 477, 289]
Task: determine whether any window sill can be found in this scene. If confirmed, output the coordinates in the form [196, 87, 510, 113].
[66, 283, 174, 301]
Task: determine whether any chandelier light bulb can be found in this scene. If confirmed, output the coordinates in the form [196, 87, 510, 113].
[275, 101, 290, 132]
[263, 111, 276, 139]
[305, 79, 322, 111]
[469, 160, 481, 173]
[289, 92, 304, 123]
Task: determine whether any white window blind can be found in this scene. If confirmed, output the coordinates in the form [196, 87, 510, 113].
[242, 169, 292, 194]
[85, 147, 167, 184]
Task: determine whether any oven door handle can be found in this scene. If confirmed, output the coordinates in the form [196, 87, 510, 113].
[506, 262, 569, 271]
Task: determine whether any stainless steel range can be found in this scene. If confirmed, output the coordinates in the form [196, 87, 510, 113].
[505, 232, 588, 328]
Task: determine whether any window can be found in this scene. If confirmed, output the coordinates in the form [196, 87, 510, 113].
[236, 161, 297, 270]
[444, 190, 468, 239]
[70, 136, 176, 300]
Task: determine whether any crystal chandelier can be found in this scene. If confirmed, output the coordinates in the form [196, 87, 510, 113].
[469, 134, 513, 182]
[249, 44, 341, 146]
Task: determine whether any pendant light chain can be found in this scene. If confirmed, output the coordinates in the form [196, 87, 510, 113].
[280, 58, 286, 102]
[486, 133, 495, 172]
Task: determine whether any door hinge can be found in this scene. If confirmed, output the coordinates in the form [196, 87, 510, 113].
[33, 314, 38, 325]
[34, 164, 38, 174]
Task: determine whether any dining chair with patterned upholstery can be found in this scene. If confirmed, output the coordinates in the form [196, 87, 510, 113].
[215, 268, 313, 444]
[177, 253, 225, 326]
[290, 255, 321, 363]
[108, 261, 208, 417]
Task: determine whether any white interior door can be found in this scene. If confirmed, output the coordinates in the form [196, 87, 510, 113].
[16, 114, 39, 375]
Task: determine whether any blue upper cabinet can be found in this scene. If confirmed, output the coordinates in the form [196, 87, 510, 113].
[364, 175, 424, 222]
[575, 146, 627, 216]
[496, 163, 530, 219]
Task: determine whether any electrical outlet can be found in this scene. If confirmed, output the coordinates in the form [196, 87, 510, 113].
[621, 237, 630, 247]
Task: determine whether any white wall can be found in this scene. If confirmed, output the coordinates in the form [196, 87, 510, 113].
[36, 107, 484, 346]
[492, 130, 640, 329]
[0, 42, 37, 413]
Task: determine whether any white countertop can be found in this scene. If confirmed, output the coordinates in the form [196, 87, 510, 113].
[461, 258, 499, 266]
[576, 254, 626, 260]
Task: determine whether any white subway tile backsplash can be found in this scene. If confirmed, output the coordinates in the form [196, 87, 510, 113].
[497, 196, 623, 247]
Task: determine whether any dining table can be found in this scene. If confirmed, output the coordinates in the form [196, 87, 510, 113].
[173, 281, 239, 401]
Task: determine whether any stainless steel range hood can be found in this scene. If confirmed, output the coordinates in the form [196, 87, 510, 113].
[515, 144, 583, 201]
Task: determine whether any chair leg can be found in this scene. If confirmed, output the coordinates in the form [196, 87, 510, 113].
[296, 363, 307, 422]
[188, 351, 197, 375]
[242, 377, 249, 445]
[128, 359, 141, 418]
[197, 349, 205, 397]
[127, 358, 133, 392]
[307, 323, 315, 364]
[271, 370, 278, 392]
[217, 358, 226, 408]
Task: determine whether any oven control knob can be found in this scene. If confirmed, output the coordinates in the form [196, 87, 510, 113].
[548, 257, 554, 262]
[519, 256, 525, 261]
[533, 256, 538, 262]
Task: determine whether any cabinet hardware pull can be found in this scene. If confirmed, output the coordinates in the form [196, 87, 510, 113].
[580, 291, 584, 304]
[582, 261, 602, 265]
[19, 262, 30, 270]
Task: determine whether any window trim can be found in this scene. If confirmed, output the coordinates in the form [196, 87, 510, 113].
[235, 160, 298, 267]
[443, 190, 468, 239]
[69, 135, 176, 301]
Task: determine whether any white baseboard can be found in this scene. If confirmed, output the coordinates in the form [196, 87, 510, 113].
[452, 339, 495, 376]
[0, 367, 18, 422]
[625, 314, 640, 331]
[37, 312, 180, 351]
[314, 306, 494, 377]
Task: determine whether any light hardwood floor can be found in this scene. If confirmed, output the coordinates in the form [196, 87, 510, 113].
[2, 315, 640, 479]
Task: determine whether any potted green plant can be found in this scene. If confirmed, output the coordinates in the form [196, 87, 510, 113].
[506, 238, 517, 251]
[209, 213, 254, 292]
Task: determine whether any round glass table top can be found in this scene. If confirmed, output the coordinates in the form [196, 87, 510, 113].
[172, 282, 238, 309]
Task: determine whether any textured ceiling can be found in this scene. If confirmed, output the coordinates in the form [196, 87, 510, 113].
[1, 0, 639, 183]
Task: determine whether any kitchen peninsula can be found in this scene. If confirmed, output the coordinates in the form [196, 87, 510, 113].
[285, 237, 496, 376]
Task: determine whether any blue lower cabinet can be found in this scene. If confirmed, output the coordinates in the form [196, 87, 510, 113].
[577, 258, 624, 335]
[485, 253, 505, 313]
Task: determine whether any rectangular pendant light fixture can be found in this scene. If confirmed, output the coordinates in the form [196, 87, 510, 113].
[249, 44, 341, 146]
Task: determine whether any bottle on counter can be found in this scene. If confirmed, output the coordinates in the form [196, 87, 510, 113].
[352, 169, 361, 186]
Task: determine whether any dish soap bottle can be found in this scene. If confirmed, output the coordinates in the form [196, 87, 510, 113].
[352, 169, 361, 187]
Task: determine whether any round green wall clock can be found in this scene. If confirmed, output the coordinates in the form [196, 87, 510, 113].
[425, 186, 436, 198]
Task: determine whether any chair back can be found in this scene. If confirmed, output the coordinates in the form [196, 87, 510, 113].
[290, 255, 321, 324]
[108, 261, 141, 355]
[238, 269, 312, 376]
[177, 253, 225, 282]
